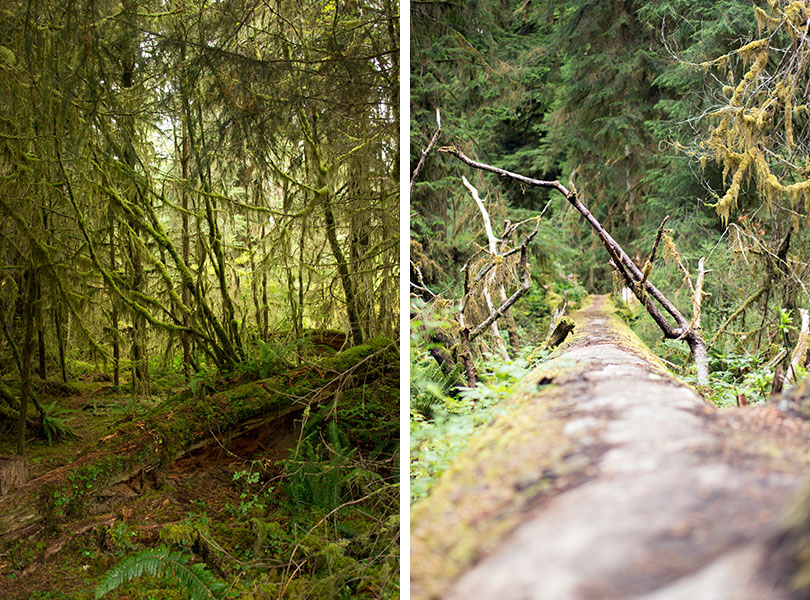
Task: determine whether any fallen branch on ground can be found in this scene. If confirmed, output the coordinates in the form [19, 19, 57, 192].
[439, 145, 710, 384]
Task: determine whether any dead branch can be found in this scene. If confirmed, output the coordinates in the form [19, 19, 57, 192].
[461, 175, 510, 358]
[787, 308, 810, 384]
[639, 216, 669, 290]
[467, 219, 539, 342]
[440, 145, 710, 385]
[410, 109, 442, 192]
[410, 260, 437, 300]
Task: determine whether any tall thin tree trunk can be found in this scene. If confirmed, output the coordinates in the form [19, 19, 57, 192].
[299, 108, 363, 345]
[53, 302, 67, 383]
[109, 215, 120, 387]
[17, 265, 36, 456]
[181, 124, 191, 378]
[35, 278, 46, 380]
[121, 0, 149, 397]
[261, 222, 270, 342]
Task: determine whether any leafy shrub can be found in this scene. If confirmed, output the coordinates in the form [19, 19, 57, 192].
[235, 338, 294, 380]
[410, 352, 537, 502]
[283, 421, 353, 513]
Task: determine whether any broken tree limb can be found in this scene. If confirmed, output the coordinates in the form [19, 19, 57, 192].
[787, 308, 810, 385]
[410, 109, 442, 192]
[439, 145, 710, 385]
[468, 219, 539, 342]
[544, 317, 575, 349]
[461, 175, 509, 359]
[639, 216, 669, 291]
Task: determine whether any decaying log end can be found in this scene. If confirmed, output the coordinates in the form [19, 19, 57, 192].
[0, 455, 29, 496]
[545, 317, 575, 349]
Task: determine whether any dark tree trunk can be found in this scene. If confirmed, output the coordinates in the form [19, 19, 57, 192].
[16, 266, 36, 456]
[35, 278, 46, 380]
[181, 124, 192, 379]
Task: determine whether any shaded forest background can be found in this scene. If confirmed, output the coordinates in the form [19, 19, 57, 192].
[0, 0, 399, 598]
[410, 0, 810, 496]
[411, 0, 809, 393]
[1, 0, 398, 416]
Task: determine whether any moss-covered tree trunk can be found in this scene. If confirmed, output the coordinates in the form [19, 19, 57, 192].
[15, 266, 36, 456]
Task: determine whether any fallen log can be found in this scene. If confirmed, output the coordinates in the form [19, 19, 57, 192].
[411, 296, 810, 600]
[0, 337, 395, 539]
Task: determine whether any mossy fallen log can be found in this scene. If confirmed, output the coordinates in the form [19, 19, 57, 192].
[0, 337, 395, 538]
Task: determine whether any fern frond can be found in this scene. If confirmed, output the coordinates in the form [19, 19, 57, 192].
[94, 546, 231, 600]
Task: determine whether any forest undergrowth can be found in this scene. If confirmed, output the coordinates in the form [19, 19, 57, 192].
[0, 337, 399, 600]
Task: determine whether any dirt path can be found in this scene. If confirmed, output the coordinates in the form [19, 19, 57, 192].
[412, 295, 810, 600]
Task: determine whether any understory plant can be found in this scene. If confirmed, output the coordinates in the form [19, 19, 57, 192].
[94, 546, 232, 600]
[411, 349, 545, 502]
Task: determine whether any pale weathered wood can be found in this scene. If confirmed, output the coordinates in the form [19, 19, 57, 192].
[0, 456, 29, 496]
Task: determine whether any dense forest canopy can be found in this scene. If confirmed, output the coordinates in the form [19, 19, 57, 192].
[0, 0, 398, 413]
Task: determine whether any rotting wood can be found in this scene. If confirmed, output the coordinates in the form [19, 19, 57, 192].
[0, 456, 29, 496]
[544, 316, 575, 349]
[788, 308, 810, 385]
[410, 108, 442, 191]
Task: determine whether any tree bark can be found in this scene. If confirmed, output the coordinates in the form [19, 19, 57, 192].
[181, 122, 192, 379]
[16, 265, 36, 456]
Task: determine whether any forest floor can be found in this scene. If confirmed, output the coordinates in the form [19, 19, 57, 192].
[0, 343, 399, 600]
[0, 379, 299, 599]
[412, 295, 810, 600]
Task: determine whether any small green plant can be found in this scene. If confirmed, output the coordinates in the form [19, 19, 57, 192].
[699, 348, 774, 407]
[226, 469, 272, 517]
[94, 545, 232, 600]
[108, 520, 138, 554]
[235, 338, 293, 380]
[189, 370, 215, 399]
[41, 400, 76, 446]
[283, 421, 353, 513]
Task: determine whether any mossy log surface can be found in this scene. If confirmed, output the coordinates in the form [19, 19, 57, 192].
[412, 296, 810, 600]
[0, 337, 394, 539]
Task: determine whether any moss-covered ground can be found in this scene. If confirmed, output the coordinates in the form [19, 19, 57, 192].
[0, 341, 399, 600]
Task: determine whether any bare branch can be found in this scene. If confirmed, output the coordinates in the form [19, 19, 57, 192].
[639, 216, 669, 290]
[410, 109, 442, 192]
[440, 146, 711, 384]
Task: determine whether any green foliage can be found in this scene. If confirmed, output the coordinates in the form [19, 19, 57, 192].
[702, 348, 774, 407]
[283, 421, 354, 514]
[410, 350, 544, 502]
[41, 400, 75, 446]
[411, 357, 463, 421]
[234, 338, 294, 381]
[226, 468, 272, 518]
[189, 370, 216, 400]
[94, 546, 232, 600]
[107, 520, 139, 555]
[47, 455, 124, 519]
